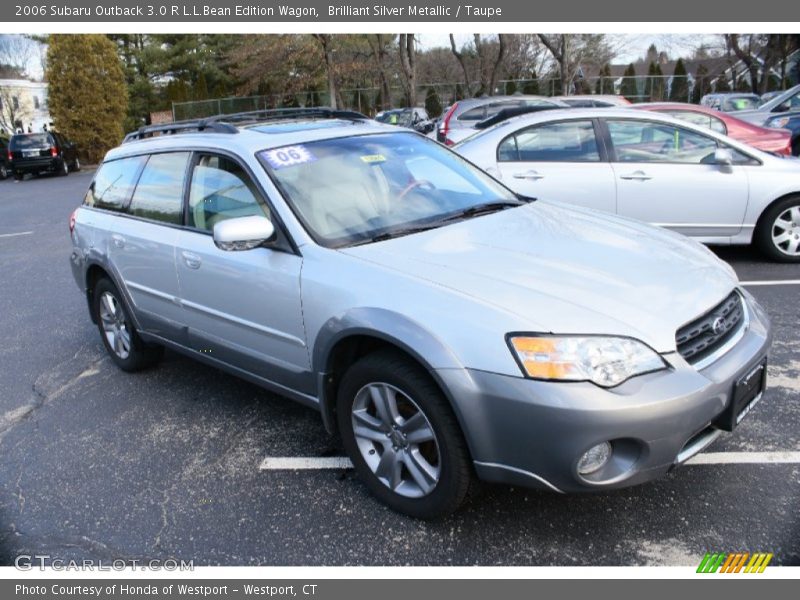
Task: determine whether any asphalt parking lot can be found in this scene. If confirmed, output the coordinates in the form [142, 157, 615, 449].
[0, 171, 797, 567]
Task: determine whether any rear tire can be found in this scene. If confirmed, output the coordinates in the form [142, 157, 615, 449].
[755, 195, 800, 263]
[72, 157, 81, 172]
[0, 164, 8, 179]
[92, 278, 163, 371]
[336, 350, 472, 519]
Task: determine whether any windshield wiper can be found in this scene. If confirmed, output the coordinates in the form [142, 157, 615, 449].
[350, 224, 443, 246]
[438, 201, 521, 223]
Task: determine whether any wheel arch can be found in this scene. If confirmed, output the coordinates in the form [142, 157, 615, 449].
[84, 261, 142, 330]
[754, 191, 800, 236]
[312, 309, 465, 437]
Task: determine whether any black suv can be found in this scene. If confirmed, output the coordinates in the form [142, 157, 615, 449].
[8, 131, 80, 180]
[0, 135, 10, 179]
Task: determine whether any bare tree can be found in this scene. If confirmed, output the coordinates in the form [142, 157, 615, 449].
[366, 34, 393, 111]
[312, 34, 339, 109]
[724, 34, 798, 94]
[0, 84, 34, 133]
[538, 34, 570, 95]
[0, 35, 37, 78]
[449, 34, 473, 95]
[398, 34, 417, 107]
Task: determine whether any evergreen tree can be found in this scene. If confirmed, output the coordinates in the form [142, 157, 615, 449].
[596, 64, 613, 94]
[620, 64, 638, 101]
[522, 70, 539, 95]
[194, 72, 209, 101]
[424, 87, 443, 118]
[669, 58, 689, 102]
[714, 73, 731, 92]
[46, 35, 127, 163]
[691, 64, 711, 104]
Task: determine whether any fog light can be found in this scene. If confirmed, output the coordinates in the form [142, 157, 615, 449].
[578, 442, 612, 475]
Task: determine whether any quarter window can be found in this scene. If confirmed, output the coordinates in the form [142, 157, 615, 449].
[498, 120, 600, 162]
[188, 154, 269, 232]
[84, 155, 147, 211]
[128, 152, 190, 224]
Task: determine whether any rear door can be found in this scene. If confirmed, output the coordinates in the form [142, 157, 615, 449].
[493, 118, 617, 213]
[174, 152, 309, 392]
[104, 152, 190, 341]
[603, 118, 750, 238]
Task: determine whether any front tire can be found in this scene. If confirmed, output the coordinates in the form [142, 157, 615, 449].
[0, 164, 8, 179]
[755, 196, 800, 262]
[337, 350, 472, 518]
[59, 159, 69, 176]
[92, 278, 163, 371]
[72, 157, 81, 172]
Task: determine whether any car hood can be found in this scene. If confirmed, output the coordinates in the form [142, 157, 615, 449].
[340, 201, 738, 353]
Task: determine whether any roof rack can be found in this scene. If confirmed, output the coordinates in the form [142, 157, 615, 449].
[122, 107, 369, 144]
[475, 105, 566, 130]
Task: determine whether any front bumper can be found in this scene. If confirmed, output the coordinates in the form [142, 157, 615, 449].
[438, 290, 772, 493]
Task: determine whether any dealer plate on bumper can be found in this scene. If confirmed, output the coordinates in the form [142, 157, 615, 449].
[714, 358, 767, 432]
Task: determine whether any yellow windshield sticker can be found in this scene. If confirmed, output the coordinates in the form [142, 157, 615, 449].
[360, 154, 386, 163]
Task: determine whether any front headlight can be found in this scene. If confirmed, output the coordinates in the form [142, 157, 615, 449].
[508, 335, 668, 387]
[768, 117, 791, 129]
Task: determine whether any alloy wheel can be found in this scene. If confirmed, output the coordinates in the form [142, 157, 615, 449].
[98, 291, 131, 359]
[351, 382, 441, 498]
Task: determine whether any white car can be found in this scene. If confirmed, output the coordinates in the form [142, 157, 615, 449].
[455, 108, 800, 262]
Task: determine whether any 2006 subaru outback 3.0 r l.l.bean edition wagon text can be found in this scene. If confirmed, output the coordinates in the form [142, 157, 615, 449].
[69, 109, 772, 518]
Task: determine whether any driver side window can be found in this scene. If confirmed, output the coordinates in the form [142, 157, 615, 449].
[188, 154, 270, 232]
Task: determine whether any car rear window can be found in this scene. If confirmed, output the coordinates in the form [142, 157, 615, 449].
[10, 134, 52, 149]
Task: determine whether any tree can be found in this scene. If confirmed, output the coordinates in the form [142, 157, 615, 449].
[0, 85, 33, 133]
[724, 34, 799, 94]
[424, 87, 442, 118]
[538, 35, 570, 95]
[539, 34, 616, 95]
[366, 34, 394, 111]
[46, 35, 128, 163]
[647, 62, 665, 101]
[398, 34, 417, 106]
[595, 64, 613, 94]
[312, 34, 339, 109]
[691, 64, 711, 104]
[669, 58, 689, 101]
[714, 73, 731, 92]
[620, 64, 638, 101]
[522, 71, 540, 95]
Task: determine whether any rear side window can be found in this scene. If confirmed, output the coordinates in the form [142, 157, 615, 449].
[128, 152, 190, 224]
[188, 154, 268, 232]
[84, 156, 146, 211]
[458, 107, 486, 121]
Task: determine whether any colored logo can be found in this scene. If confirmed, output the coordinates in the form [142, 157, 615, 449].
[697, 552, 773, 573]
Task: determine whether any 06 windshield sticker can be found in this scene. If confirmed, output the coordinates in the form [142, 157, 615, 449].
[260, 145, 317, 170]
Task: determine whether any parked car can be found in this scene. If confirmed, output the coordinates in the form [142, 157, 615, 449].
[375, 107, 434, 134]
[634, 102, 793, 155]
[700, 93, 761, 112]
[0, 135, 10, 179]
[454, 107, 800, 262]
[735, 84, 800, 127]
[8, 131, 81, 180]
[555, 95, 631, 108]
[764, 112, 800, 156]
[70, 108, 771, 518]
[759, 91, 784, 105]
[437, 95, 570, 146]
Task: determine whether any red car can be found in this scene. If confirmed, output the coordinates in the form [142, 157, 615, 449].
[634, 102, 793, 156]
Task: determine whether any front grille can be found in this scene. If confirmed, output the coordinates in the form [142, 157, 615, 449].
[676, 291, 744, 365]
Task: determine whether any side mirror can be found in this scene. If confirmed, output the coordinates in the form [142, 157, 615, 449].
[714, 148, 733, 166]
[213, 216, 275, 251]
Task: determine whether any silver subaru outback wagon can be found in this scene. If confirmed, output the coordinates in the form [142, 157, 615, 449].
[69, 109, 772, 518]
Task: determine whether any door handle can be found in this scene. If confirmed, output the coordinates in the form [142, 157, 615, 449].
[111, 234, 125, 248]
[513, 169, 545, 180]
[620, 170, 652, 181]
[181, 251, 202, 270]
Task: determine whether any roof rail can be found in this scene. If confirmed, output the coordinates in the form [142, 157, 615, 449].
[122, 107, 369, 143]
[205, 107, 369, 125]
[122, 120, 238, 143]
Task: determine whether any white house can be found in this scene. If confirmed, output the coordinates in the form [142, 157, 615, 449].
[0, 78, 51, 135]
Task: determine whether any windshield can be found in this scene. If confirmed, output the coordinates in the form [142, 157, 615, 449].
[259, 132, 519, 247]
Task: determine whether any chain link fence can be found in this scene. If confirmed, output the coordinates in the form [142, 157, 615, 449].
[171, 75, 733, 121]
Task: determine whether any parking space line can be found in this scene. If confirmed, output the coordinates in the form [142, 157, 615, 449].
[0, 231, 33, 239]
[259, 452, 800, 471]
[259, 456, 353, 470]
[741, 279, 800, 286]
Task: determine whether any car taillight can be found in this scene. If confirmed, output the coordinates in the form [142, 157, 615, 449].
[6, 149, 11, 161]
[69, 208, 78, 234]
[50, 147, 58, 157]
[439, 103, 458, 143]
